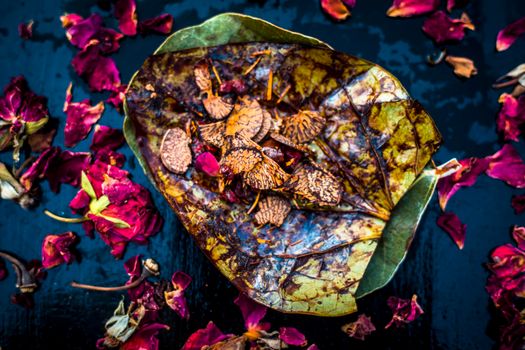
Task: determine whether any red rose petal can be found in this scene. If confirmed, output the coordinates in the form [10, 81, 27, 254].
[18, 20, 34, 40]
[321, 0, 352, 21]
[386, 0, 439, 17]
[341, 314, 376, 340]
[485, 144, 525, 188]
[106, 84, 127, 110]
[497, 93, 525, 142]
[511, 194, 525, 215]
[446, 0, 468, 12]
[138, 14, 174, 35]
[496, 16, 525, 52]
[71, 46, 121, 92]
[90, 125, 124, 152]
[63, 83, 104, 148]
[385, 294, 424, 329]
[279, 327, 307, 346]
[114, 0, 138, 36]
[120, 322, 169, 350]
[437, 212, 467, 249]
[0, 258, 7, 281]
[234, 293, 268, 333]
[437, 157, 488, 210]
[513, 226, 525, 251]
[307, 345, 320, 350]
[41, 232, 77, 269]
[181, 321, 231, 350]
[195, 152, 220, 177]
[62, 13, 123, 54]
[219, 79, 247, 95]
[422, 11, 474, 44]
[165, 271, 192, 319]
[60, 13, 83, 29]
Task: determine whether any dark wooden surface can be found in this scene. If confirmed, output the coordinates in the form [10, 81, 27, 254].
[1, 1, 524, 349]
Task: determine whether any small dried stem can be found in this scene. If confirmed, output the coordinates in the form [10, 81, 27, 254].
[0, 251, 37, 293]
[427, 49, 447, 66]
[44, 209, 88, 223]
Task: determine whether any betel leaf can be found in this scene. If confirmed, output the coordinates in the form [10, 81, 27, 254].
[123, 13, 442, 316]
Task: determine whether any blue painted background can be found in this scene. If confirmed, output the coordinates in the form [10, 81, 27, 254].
[0, 0, 524, 349]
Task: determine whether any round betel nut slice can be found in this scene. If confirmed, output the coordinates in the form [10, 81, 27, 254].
[160, 127, 192, 174]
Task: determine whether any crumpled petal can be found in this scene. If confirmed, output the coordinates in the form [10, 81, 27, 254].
[181, 321, 231, 350]
[341, 314, 376, 340]
[219, 79, 247, 95]
[437, 212, 467, 249]
[437, 157, 488, 210]
[385, 294, 424, 329]
[165, 271, 191, 319]
[27, 122, 57, 153]
[422, 11, 475, 44]
[279, 327, 307, 346]
[496, 16, 525, 52]
[41, 231, 77, 269]
[18, 20, 34, 40]
[386, 0, 439, 17]
[511, 194, 525, 215]
[496, 93, 525, 142]
[194, 152, 220, 177]
[234, 293, 268, 334]
[91, 125, 125, 153]
[138, 14, 174, 35]
[321, 0, 355, 21]
[485, 144, 525, 188]
[114, 0, 137, 36]
[445, 55, 478, 78]
[64, 83, 104, 147]
[106, 84, 127, 110]
[71, 46, 121, 92]
[120, 323, 169, 350]
[447, 0, 468, 12]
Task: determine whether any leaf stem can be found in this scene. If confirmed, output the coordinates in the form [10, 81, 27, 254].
[44, 209, 88, 223]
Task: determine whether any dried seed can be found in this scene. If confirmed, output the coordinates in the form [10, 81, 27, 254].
[160, 127, 192, 174]
[254, 195, 291, 227]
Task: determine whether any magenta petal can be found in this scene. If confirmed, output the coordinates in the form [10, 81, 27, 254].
[18, 20, 34, 40]
[41, 232, 77, 269]
[63, 83, 104, 147]
[437, 212, 467, 249]
[422, 11, 474, 44]
[60, 13, 83, 28]
[512, 194, 525, 215]
[513, 226, 525, 251]
[385, 294, 424, 329]
[0, 258, 7, 281]
[341, 314, 376, 341]
[219, 79, 247, 95]
[71, 46, 121, 92]
[195, 152, 220, 177]
[497, 94, 525, 142]
[19, 146, 60, 191]
[279, 327, 307, 346]
[172, 271, 192, 291]
[307, 345, 320, 350]
[165, 271, 191, 319]
[437, 157, 488, 210]
[486, 144, 525, 188]
[47, 150, 91, 192]
[496, 16, 525, 52]
[120, 323, 169, 350]
[124, 255, 142, 279]
[114, 0, 137, 36]
[234, 293, 267, 331]
[181, 322, 231, 350]
[386, 0, 439, 17]
[446, 0, 468, 12]
[106, 84, 127, 109]
[91, 125, 124, 152]
[138, 14, 173, 35]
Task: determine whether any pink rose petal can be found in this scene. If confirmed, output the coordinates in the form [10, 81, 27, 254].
[234, 293, 268, 333]
[63, 83, 104, 147]
[181, 322, 231, 350]
[62, 13, 123, 54]
[496, 16, 525, 52]
[422, 11, 475, 44]
[71, 46, 121, 92]
[138, 14, 174, 35]
[41, 232, 77, 269]
[120, 323, 169, 350]
[114, 0, 137, 36]
[165, 271, 192, 319]
[497, 93, 525, 142]
[90, 125, 124, 152]
[195, 152, 220, 177]
[437, 212, 467, 249]
[485, 144, 525, 188]
[279, 327, 307, 346]
[385, 294, 424, 329]
[386, 0, 439, 17]
[321, 0, 355, 21]
[106, 84, 127, 110]
[446, 0, 468, 12]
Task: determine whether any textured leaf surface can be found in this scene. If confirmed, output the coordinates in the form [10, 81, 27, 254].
[123, 14, 442, 316]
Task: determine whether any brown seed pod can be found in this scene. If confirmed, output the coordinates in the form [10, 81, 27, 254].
[254, 195, 291, 227]
[160, 127, 192, 174]
[220, 147, 263, 174]
[203, 94, 234, 120]
[225, 96, 263, 138]
[281, 110, 326, 144]
[199, 121, 225, 148]
[252, 109, 273, 143]
[243, 156, 290, 190]
[283, 162, 342, 206]
[194, 62, 212, 92]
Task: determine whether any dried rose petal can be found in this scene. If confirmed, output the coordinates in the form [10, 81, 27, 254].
[181, 322, 231, 350]
[279, 327, 307, 346]
[321, 0, 355, 21]
[11, 293, 34, 309]
[422, 11, 475, 44]
[120, 323, 169, 350]
[219, 79, 247, 95]
[307, 345, 320, 350]
[194, 152, 220, 177]
[0, 258, 6, 281]
[114, 0, 137, 36]
[138, 14, 173, 35]
[512, 194, 525, 215]
[72, 46, 121, 92]
[41, 232, 77, 269]
[106, 84, 127, 109]
[341, 314, 376, 340]
[496, 16, 525, 52]
[387, 0, 439, 17]
[437, 212, 467, 249]
[64, 83, 104, 147]
[19, 146, 60, 191]
[91, 125, 125, 153]
[447, 0, 468, 12]
[164, 271, 191, 319]
[385, 294, 424, 329]
[62, 13, 123, 54]
[485, 144, 525, 188]
[496, 94, 525, 142]
[437, 157, 488, 210]
[27, 122, 57, 153]
[234, 293, 270, 338]
[445, 55, 478, 78]
[18, 20, 34, 40]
